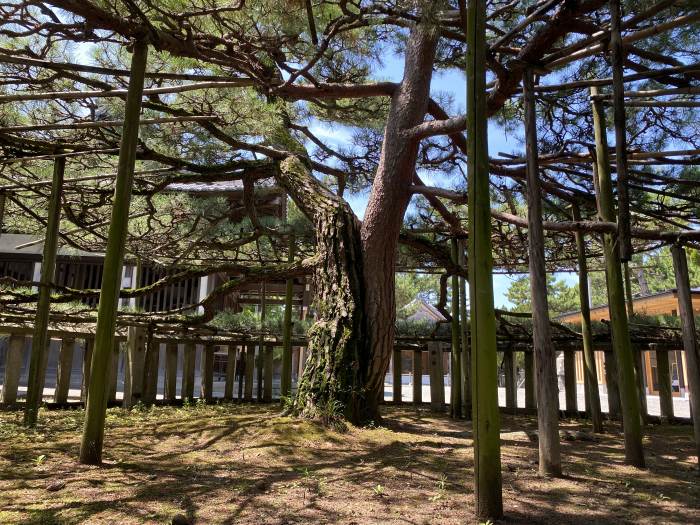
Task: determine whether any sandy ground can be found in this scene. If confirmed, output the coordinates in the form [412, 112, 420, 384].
[0, 404, 697, 525]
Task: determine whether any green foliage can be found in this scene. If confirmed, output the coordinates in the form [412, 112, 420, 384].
[505, 274, 579, 316]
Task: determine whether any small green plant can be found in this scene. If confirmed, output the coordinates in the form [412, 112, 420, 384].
[195, 398, 207, 409]
[182, 397, 191, 409]
[372, 484, 385, 497]
[279, 395, 294, 412]
[32, 454, 47, 466]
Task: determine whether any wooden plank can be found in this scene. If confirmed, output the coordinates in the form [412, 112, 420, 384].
[263, 345, 273, 402]
[564, 349, 577, 413]
[124, 324, 146, 407]
[201, 343, 214, 403]
[412, 348, 422, 404]
[54, 338, 75, 404]
[655, 349, 674, 421]
[392, 349, 402, 403]
[181, 342, 195, 401]
[1, 335, 24, 403]
[428, 342, 445, 411]
[224, 345, 236, 401]
[164, 342, 178, 402]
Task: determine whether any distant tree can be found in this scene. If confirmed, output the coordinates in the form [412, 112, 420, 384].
[506, 274, 579, 316]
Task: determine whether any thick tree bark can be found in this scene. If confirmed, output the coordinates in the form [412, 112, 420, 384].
[360, 21, 439, 411]
[278, 157, 371, 424]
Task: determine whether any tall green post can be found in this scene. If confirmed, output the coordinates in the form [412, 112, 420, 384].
[23, 157, 65, 426]
[458, 240, 471, 417]
[450, 238, 462, 417]
[467, 0, 503, 518]
[591, 86, 644, 467]
[281, 234, 296, 400]
[80, 40, 148, 464]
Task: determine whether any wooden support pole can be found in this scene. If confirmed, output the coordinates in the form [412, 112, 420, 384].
[591, 86, 644, 468]
[80, 41, 148, 465]
[54, 338, 75, 404]
[524, 351, 535, 409]
[428, 342, 445, 411]
[224, 345, 236, 401]
[670, 244, 700, 468]
[564, 350, 577, 414]
[108, 341, 120, 403]
[164, 343, 178, 402]
[467, 0, 503, 516]
[524, 68, 561, 476]
[281, 235, 295, 400]
[23, 157, 65, 426]
[412, 348, 422, 404]
[450, 238, 462, 417]
[610, 0, 633, 262]
[81, 338, 94, 403]
[181, 342, 195, 401]
[201, 343, 214, 403]
[458, 240, 471, 416]
[572, 204, 603, 432]
[142, 338, 160, 405]
[257, 282, 266, 401]
[604, 350, 622, 418]
[1, 335, 24, 403]
[393, 349, 402, 403]
[245, 344, 255, 401]
[633, 349, 648, 421]
[503, 350, 516, 412]
[0, 191, 6, 234]
[263, 344, 273, 402]
[237, 349, 246, 401]
[655, 349, 674, 421]
[623, 263, 635, 318]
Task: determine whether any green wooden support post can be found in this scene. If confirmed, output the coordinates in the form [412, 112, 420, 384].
[428, 342, 445, 411]
[524, 351, 535, 410]
[257, 282, 266, 401]
[81, 338, 93, 403]
[124, 260, 146, 408]
[0, 191, 6, 235]
[450, 238, 462, 417]
[458, 240, 471, 417]
[654, 348, 674, 421]
[54, 338, 75, 404]
[181, 342, 196, 401]
[142, 337, 159, 406]
[467, 0, 502, 516]
[604, 350, 621, 418]
[524, 67, 561, 476]
[245, 343, 255, 401]
[237, 348, 246, 401]
[164, 342, 178, 402]
[2, 335, 24, 404]
[392, 349, 402, 403]
[80, 40, 148, 464]
[281, 235, 295, 400]
[224, 345, 237, 401]
[633, 349, 648, 422]
[23, 157, 65, 426]
[412, 348, 422, 404]
[591, 86, 644, 467]
[670, 244, 700, 469]
[572, 204, 603, 432]
[263, 344, 273, 402]
[201, 343, 214, 403]
[108, 341, 120, 403]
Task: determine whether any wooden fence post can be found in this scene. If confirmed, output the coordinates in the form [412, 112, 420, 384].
[450, 238, 462, 417]
[108, 341, 120, 403]
[503, 350, 516, 412]
[237, 348, 246, 401]
[224, 345, 237, 401]
[201, 343, 214, 403]
[142, 337, 160, 406]
[524, 351, 535, 410]
[654, 348, 674, 421]
[428, 342, 445, 411]
[604, 350, 621, 418]
[24, 157, 65, 426]
[164, 343, 178, 402]
[2, 335, 24, 404]
[281, 235, 295, 399]
[81, 338, 94, 403]
[124, 324, 146, 407]
[564, 349, 577, 414]
[245, 343, 255, 401]
[633, 349, 648, 422]
[181, 342, 195, 401]
[263, 344, 273, 402]
[412, 348, 422, 404]
[80, 40, 149, 465]
[393, 349, 402, 403]
[54, 338, 75, 404]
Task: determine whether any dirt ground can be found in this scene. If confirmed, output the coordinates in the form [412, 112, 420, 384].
[0, 403, 698, 525]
